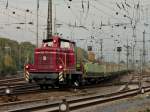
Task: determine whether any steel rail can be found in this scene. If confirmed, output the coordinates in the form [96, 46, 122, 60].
[0, 77, 24, 84]
[0, 77, 139, 97]
[0, 82, 26, 87]
[8, 86, 150, 112]
[0, 83, 39, 96]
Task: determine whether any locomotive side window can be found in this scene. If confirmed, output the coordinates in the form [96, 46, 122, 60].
[48, 42, 53, 46]
[60, 41, 70, 48]
[43, 42, 53, 47]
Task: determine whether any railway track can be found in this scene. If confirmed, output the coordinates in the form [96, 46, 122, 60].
[0, 74, 23, 80]
[0, 77, 24, 86]
[0, 72, 141, 103]
[0, 83, 39, 96]
[0, 80, 139, 97]
[0, 72, 140, 99]
[0, 72, 141, 102]
[7, 86, 150, 112]
[0, 77, 41, 97]
[0, 72, 144, 111]
[0, 76, 23, 82]
[0, 76, 36, 96]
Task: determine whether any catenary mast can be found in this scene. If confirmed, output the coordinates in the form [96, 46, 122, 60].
[47, 0, 53, 39]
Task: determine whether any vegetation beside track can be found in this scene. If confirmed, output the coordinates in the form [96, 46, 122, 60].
[0, 37, 35, 76]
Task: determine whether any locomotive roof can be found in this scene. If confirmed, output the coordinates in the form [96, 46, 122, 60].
[43, 37, 75, 44]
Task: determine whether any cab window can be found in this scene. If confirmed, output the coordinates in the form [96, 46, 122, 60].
[60, 41, 70, 48]
[43, 42, 53, 47]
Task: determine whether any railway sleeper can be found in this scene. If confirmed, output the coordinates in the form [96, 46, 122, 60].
[2, 95, 19, 102]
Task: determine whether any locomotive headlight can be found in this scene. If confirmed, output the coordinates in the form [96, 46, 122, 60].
[5, 87, 11, 95]
[25, 65, 29, 69]
[59, 65, 63, 69]
[53, 40, 57, 43]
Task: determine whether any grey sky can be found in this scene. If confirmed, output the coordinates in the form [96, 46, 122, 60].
[0, 0, 150, 62]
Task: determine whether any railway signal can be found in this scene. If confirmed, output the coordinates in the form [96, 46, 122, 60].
[4, 86, 18, 102]
[5, 87, 11, 95]
[117, 47, 122, 71]
[59, 99, 69, 112]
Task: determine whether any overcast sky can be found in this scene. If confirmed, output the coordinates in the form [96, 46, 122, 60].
[0, 0, 150, 62]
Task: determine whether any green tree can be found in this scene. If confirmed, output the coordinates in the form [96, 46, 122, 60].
[0, 37, 35, 76]
[19, 42, 35, 69]
[2, 54, 17, 75]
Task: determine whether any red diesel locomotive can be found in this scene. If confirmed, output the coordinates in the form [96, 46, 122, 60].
[24, 36, 128, 89]
[24, 36, 82, 88]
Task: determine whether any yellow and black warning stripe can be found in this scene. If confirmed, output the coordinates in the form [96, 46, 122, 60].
[59, 71, 64, 82]
[24, 70, 30, 81]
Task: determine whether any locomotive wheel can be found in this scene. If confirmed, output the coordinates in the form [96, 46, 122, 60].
[40, 85, 44, 90]
[45, 85, 49, 90]
[50, 85, 55, 88]
[59, 84, 64, 89]
[29, 79, 32, 83]
[40, 85, 49, 90]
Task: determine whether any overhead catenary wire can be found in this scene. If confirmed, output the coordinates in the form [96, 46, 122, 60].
[0, 0, 130, 31]
[89, 2, 127, 23]
[0, 0, 149, 62]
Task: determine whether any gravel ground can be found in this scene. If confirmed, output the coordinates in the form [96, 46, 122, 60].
[0, 72, 149, 111]
[17, 85, 125, 101]
[0, 86, 124, 111]
[72, 93, 150, 112]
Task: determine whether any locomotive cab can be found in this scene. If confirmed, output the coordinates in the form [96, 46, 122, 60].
[24, 36, 80, 88]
